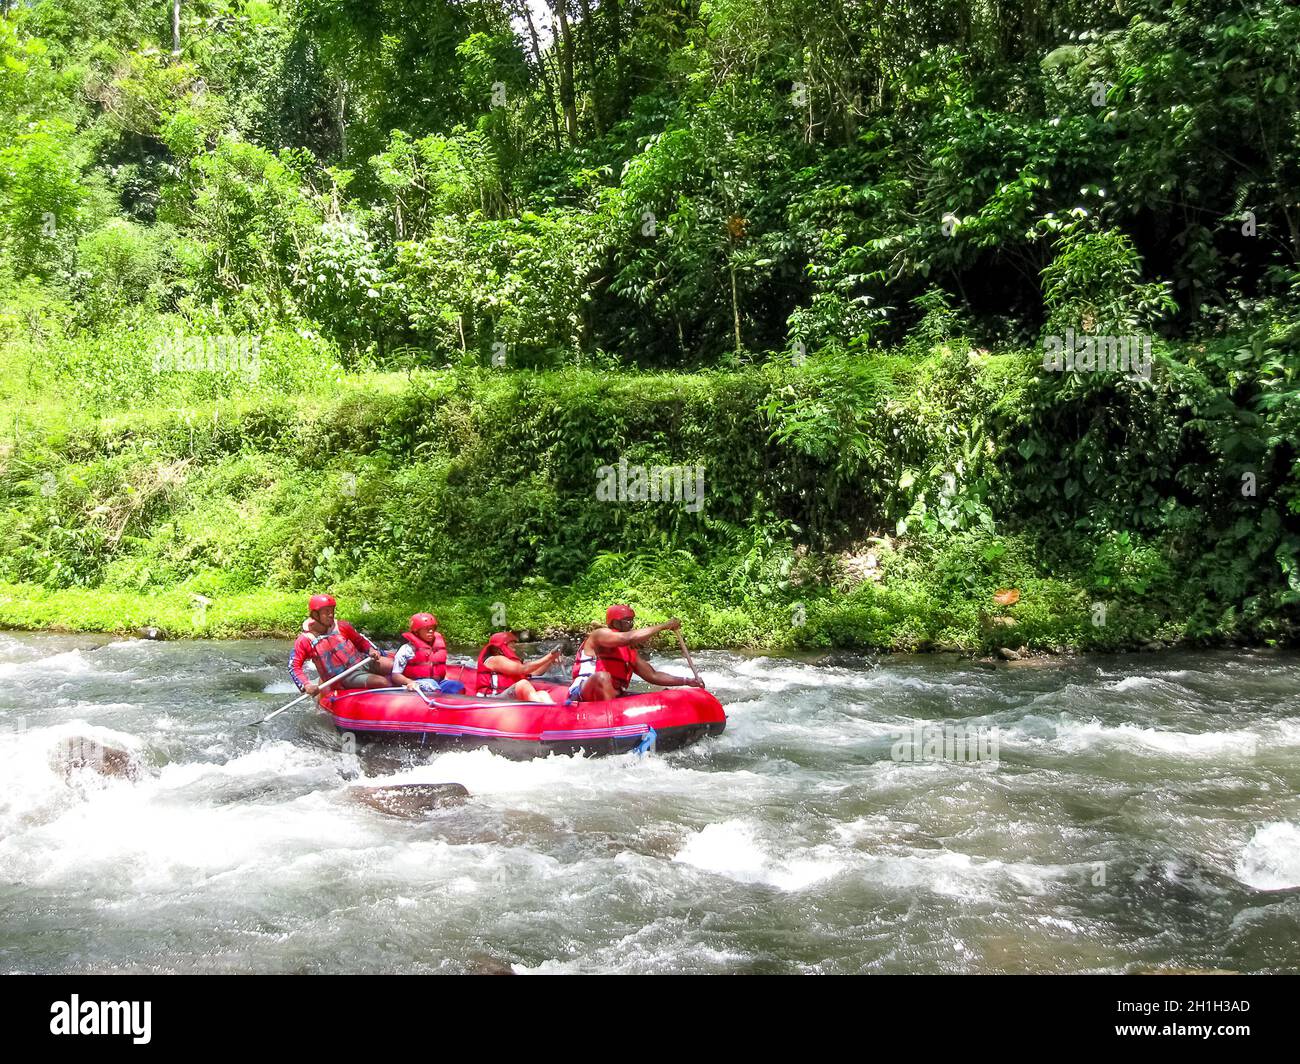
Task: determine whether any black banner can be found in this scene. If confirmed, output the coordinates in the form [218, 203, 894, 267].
[1, 973, 1286, 1050]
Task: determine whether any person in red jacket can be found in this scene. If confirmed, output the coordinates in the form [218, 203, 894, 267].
[392, 612, 465, 694]
[475, 631, 560, 702]
[288, 594, 395, 695]
[567, 605, 704, 703]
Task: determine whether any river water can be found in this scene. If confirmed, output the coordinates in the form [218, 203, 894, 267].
[1, 631, 1297, 974]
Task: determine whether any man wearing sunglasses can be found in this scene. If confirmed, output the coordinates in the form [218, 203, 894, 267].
[567, 605, 705, 703]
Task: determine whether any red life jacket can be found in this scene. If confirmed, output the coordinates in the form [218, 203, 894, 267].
[401, 630, 447, 680]
[475, 635, 521, 695]
[572, 636, 637, 695]
[309, 625, 367, 680]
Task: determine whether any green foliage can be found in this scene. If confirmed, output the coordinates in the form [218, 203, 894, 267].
[1, 0, 1299, 651]
[1039, 217, 1176, 334]
[388, 208, 604, 364]
[172, 137, 323, 321]
[92, 47, 228, 160]
[296, 216, 390, 351]
[7, 316, 341, 415]
[762, 353, 902, 539]
[73, 219, 171, 326]
[371, 127, 507, 233]
[0, 118, 92, 278]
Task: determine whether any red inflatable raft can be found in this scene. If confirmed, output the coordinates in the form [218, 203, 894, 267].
[321, 664, 726, 759]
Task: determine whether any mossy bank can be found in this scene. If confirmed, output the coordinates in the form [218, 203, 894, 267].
[2, 331, 1297, 653]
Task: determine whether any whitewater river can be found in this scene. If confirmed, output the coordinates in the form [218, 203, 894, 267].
[1, 631, 1298, 974]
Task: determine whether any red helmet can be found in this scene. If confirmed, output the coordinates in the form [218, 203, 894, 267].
[409, 612, 437, 631]
[488, 631, 517, 646]
[308, 593, 336, 612]
[606, 604, 635, 623]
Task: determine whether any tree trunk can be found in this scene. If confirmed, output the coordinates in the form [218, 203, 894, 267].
[171, 0, 182, 57]
[552, 1, 579, 142]
[578, 0, 603, 134]
[1284, 205, 1300, 263]
[519, 1, 562, 152]
[606, 0, 623, 106]
[335, 79, 348, 161]
[730, 259, 742, 354]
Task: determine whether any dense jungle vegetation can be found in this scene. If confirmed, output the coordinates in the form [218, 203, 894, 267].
[0, 0, 1297, 651]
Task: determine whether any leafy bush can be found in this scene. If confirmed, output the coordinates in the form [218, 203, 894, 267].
[0, 118, 92, 278]
[172, 137, 323, 322]
[1039, 217, 1175, 334]
[74, 218, 173, 325]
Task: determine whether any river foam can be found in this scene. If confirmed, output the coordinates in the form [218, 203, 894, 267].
[2, 638, 1298, 973]
[1235, 822, 1300, 891]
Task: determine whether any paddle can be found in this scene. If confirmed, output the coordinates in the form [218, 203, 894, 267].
[536, 640, 573, 684]
[673, 629, 705, 687]
[249, 657, 371, 727]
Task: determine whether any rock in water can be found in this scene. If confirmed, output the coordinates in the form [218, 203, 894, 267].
[816, 651, 878, 670]
[465, 954, 516, 975]
[347, 783, 470, 817]
[50, 735, 142, 781]
[137, 626, 167, 641]
[1005, 655, 1062, 669]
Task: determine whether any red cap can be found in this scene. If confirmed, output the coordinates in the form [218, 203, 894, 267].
[308, 593, 336, 612]
[606, 604, 635, 623]
[409, 612, 437, 631]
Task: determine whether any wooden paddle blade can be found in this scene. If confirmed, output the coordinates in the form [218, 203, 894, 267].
[674, 630, 704, 686]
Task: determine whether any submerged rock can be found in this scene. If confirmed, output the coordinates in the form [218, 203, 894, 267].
[816, 651, 878, 670]
[464, 954, 516, 975]
[50, 735, 142, 781]
[346, 782, 470, 817]
[1004, 654, 1064, 669]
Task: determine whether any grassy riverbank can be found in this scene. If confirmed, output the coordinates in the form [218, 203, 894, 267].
[0, 574, 1195, 653]
[2, 331, 1296, 653]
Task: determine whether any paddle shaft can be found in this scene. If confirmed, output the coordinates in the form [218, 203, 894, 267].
[673, 630, 703, 686]
[250, 656, 372, 727]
